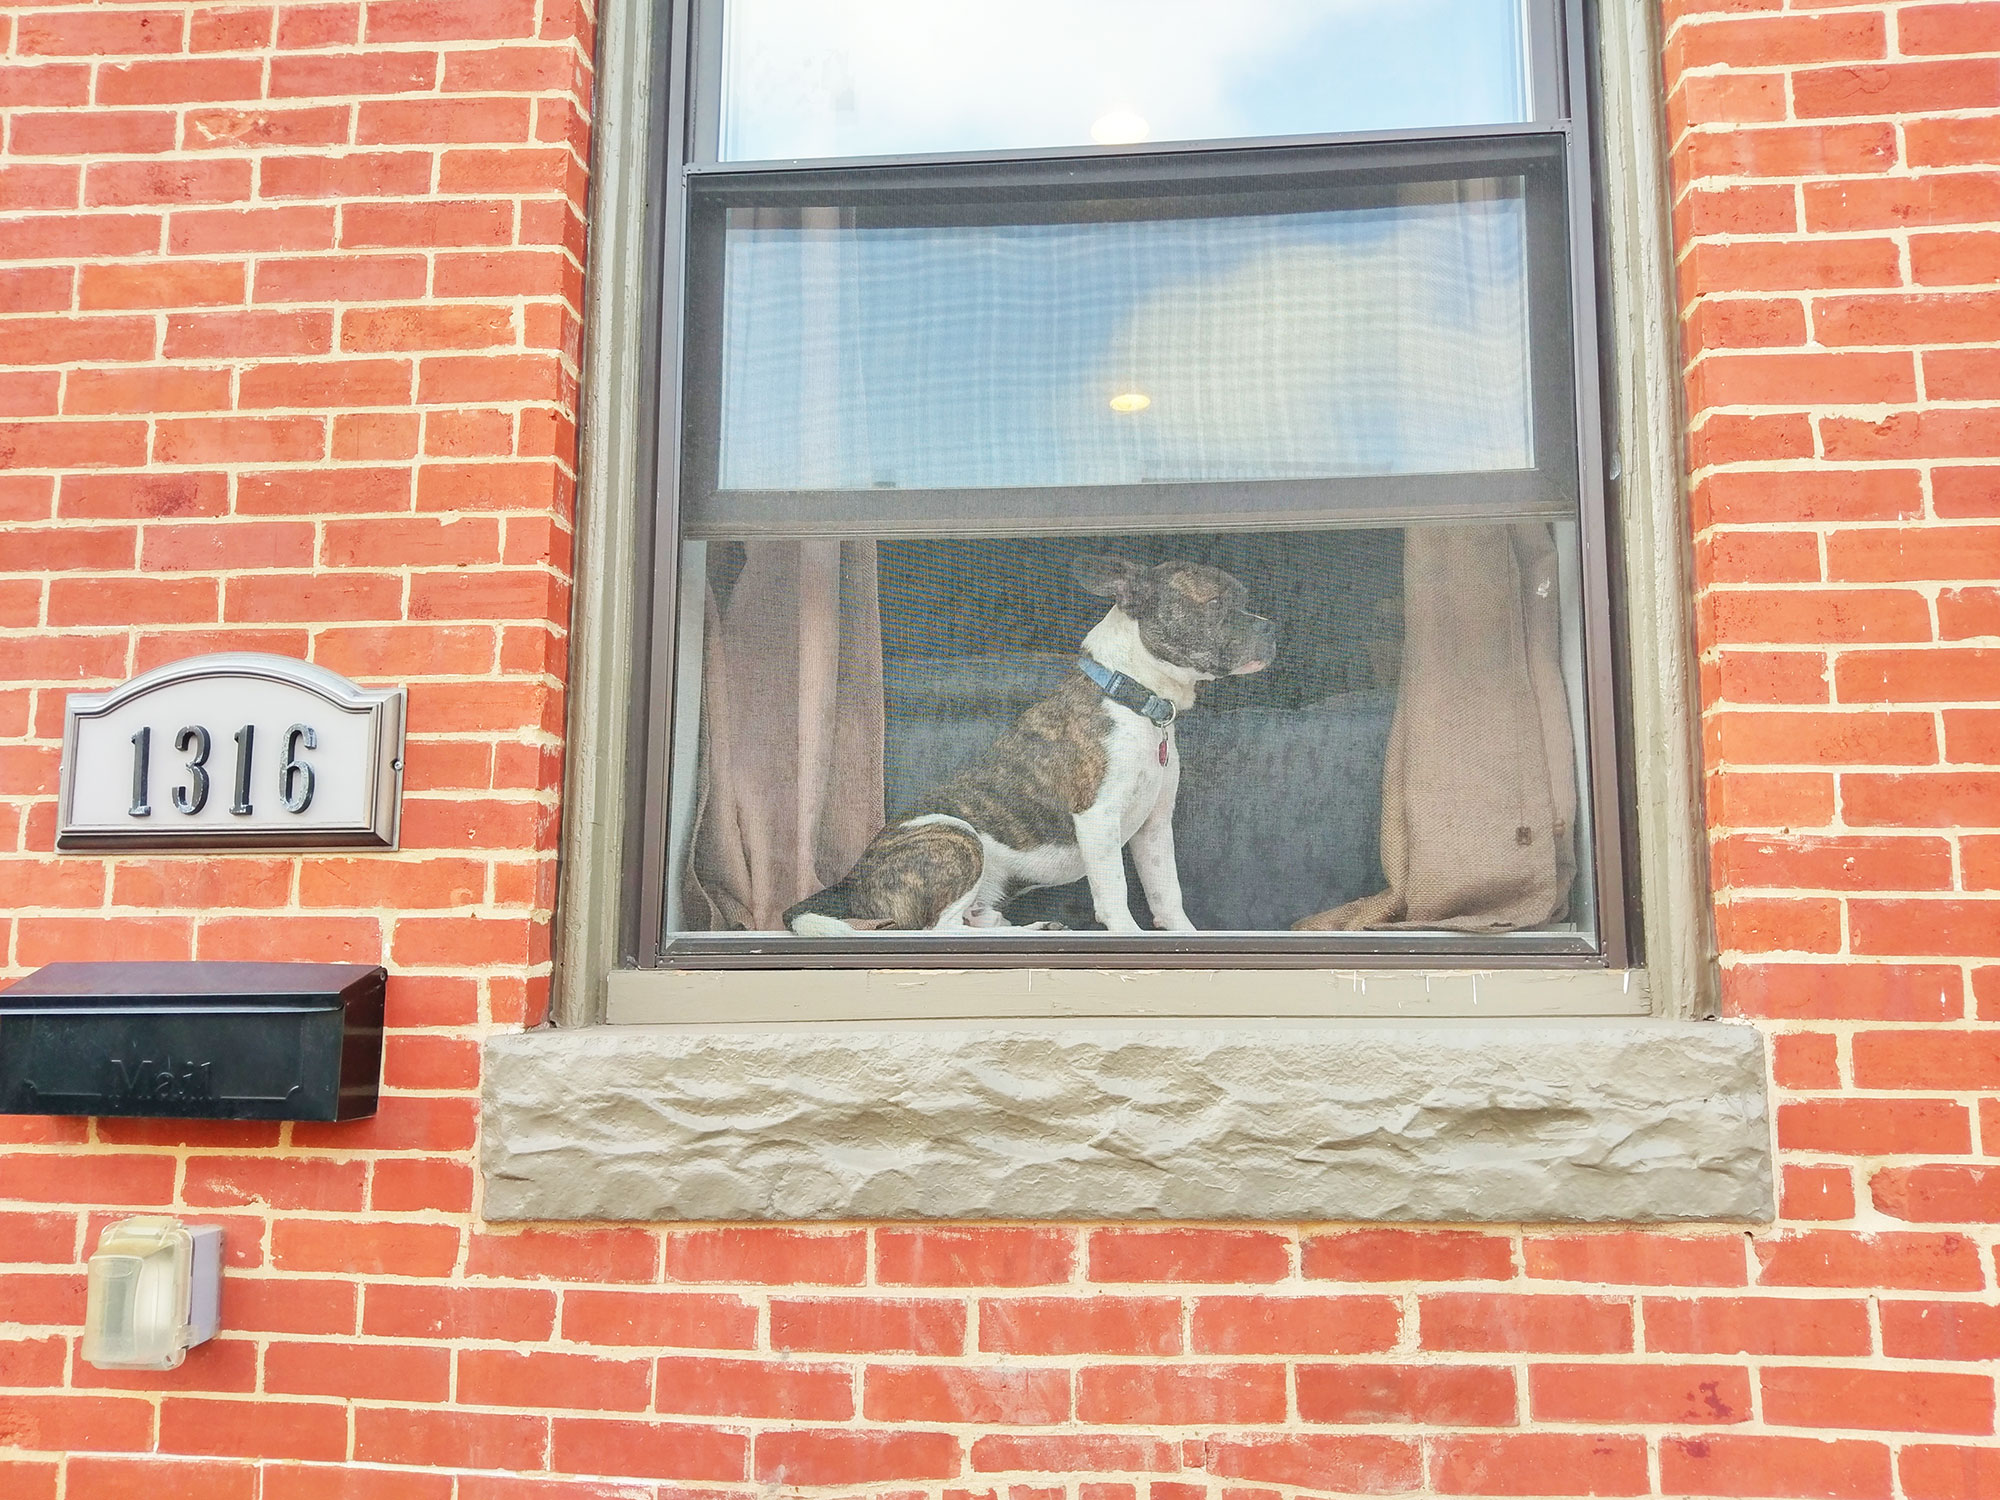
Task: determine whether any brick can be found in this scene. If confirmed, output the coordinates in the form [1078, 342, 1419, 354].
[770, 1297, 965, 1355]
[255, 252, 429, 304]
[1883, 1301, 2000, 1363]
[466, 1225, 658, 1283]
[1076, 1363, 1287, 1425]
[1420, 1294, 1633, 1353]
[1852, 899, 2000, 957]
[18, 10, 185, 57]
[865, 1364, 1068, 1425]
[143, 521, 315, 572]
[265, 1340, 451, 1403]
[355, 1408, 548, 1474]
[1088, 1228, 1290, 1283]
[157, 1397, 346, 1462]
[1430, 1434, 1649, 1497]
[155, 416, 325, 465]
[0, 1210, 78, 1263]
[239, 358, 413, 410]
[970, 1435, 1180, 1474]
[1725, 833, 1951, 891]
[65, 1457, 257, 1500]
[271, 1219, 461, 1277]
[1756, 1230, 1985, 1291]
[1915, 232, 2000, 288]
[186, 105, 354, 151]
[359, 97, 534, 146]
[1298, 1364, 1516, 1426]
[85, 159, 252, 210]
[1302, 1228, 1514, 1281]
[653, 1355, 855, 1420]
[979, 1296, 1182, 1355]
[661, 1226, 864, 1284]
[1530, 1363, 1752, 1424]
[754, 1430, 959, 1486]
[1188, 1295, 1401, 1354]
[362, 1283, 556, 1342]
[1822, 409, 2000, 462]
[1903, 1445, 2000, 1500]
[1708, 769, 1836, 828]
[875, 1227, 1075, 1286]
[370, 1157, 474, 1213]
[171, 206, 338, 256]
[1698, 469, 1921, 527]
[1763, 1366, 1994, 1435]
[290, 1094, 477, 1152]
[1644, 1295, 1871, 1356]
[1779, 1098, 1970, 1155]
[182, 1156, 367, 1212]
[1660, 1435, 1890, 1500]
[1783, 1164, 1857, 1221]
[0, 420, 150, 470]
[1683, 238, 1903, 297]
[1523, 1233, 1748, 1286]
[1706, 587, 1932, 645]
[1852, 1031, 2000, 1088]
[344, 200, 514, 249]
[0, 1153, 174, 1205]
[269, 50, 441, 98]
[1204, 1435, 1421, 1493]
[1705, 709, 1935, 767]
[1794, 60, 2000, 121]
[458, 1348, 651, 1412]
[220, 1277, 356, 1336]
[1873, 1165, 2000, 1224]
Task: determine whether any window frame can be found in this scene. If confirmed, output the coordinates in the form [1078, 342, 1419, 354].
[553, 0, 1713, 1020]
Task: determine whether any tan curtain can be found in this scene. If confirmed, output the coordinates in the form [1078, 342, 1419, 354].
[682, 539, 885, 932]
[1297, 522, 1578, 932]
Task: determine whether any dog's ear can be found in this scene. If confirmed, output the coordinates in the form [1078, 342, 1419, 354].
[1072, 554, 1149, 608]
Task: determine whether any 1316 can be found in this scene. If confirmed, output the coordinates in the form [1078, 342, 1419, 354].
[127, 724, 318, 818]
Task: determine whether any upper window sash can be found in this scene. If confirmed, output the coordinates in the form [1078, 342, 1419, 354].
[687, 0, 1570, 167]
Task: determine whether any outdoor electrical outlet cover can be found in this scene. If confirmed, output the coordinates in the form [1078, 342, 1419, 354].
[82, 1216, 222, 1371]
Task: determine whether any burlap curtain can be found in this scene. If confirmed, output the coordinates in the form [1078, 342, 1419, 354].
[1297, 522, 1578, 932]
[681, 540, 885, 932]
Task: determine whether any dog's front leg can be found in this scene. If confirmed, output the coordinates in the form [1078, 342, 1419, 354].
[1073, 804, 1143, 934]
[1129, 775, 1195, 932]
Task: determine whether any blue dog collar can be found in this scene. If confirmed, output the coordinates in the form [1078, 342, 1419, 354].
[1078, 654, 1176, 727]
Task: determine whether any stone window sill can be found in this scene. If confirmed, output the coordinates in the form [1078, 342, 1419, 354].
[480, 1016, 1770, 1224]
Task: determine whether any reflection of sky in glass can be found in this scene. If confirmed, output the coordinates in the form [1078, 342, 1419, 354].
[721, 0, 1529, 162]
[717, 188, 1533, 492]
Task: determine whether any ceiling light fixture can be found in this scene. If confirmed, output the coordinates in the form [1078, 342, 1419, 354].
[1109, 392, 1151, 413]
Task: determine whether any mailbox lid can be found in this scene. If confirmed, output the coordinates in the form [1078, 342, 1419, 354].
[0, 961, 385, 1122]
[1, 961, 383, 1011]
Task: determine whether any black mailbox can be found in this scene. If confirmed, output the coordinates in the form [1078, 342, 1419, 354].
[0, 962, 384, 1121]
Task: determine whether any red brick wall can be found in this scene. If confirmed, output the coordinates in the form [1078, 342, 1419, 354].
[2, 1, 1998, 1497]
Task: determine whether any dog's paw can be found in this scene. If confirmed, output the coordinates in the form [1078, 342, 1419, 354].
[1020, 919, 1066, 932]
[1152, 913, 1198, 932]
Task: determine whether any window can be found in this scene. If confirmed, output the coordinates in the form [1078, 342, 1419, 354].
[496, 0, 1752, 1223]
[633, 0, 1628, 969]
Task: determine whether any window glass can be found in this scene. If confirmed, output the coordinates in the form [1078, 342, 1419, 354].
[714, 182, 1533, 497]
[719, 0, 1533, 162]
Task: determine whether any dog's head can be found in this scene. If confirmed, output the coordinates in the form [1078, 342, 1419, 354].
[1073, 555, 1277, 679]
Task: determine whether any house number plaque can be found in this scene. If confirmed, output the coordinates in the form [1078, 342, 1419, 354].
[57, 654, 404, 851]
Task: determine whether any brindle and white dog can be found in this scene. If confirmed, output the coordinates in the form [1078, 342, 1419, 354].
[785, 555, 1277, 936]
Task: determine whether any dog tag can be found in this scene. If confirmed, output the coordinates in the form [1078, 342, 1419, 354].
[1158, 737, 1168, 766]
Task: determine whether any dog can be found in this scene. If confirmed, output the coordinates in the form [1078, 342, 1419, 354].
[785, 555, 1276, 935]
